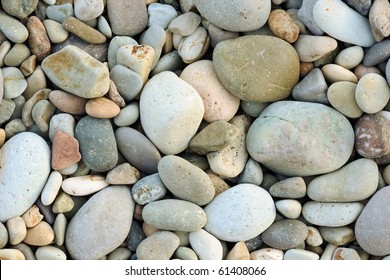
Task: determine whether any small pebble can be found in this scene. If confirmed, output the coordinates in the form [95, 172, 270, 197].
[1, 67, 28, 99]
[174, 247, 198, 260]
[189, 229, 223, 260]
[113, 102, 139, 127]
[292, 68, 328, 104]
[107, 247, 132, 260]
[275, 199, 302, 219]
[85, 97, 121, 119]
[62, 175, 109, 196]
[319, 226, 355, 246]
[335, 46, 364, 69]
[226, 241, 250, 260]
[268, 9, 300, 43]
[269, 177, 307, 198]
[21, 205, 43, 228]
[332, 247, 361, 260]
[23, 221, 55, 246]
[136, 231, 179, 260]
[168, 12, 201, 36]
[52, 192, 74, 214]
[6, 217, 27, 246]
[250, 248, 284, 260]
[294, 35, 337, 62]
[0, 249, 25, 260]
[148, 3, 178, 29]
[328, 81, 363, 118]
[4, 43, 31, 67]
[53, 213, 67, 246]
[35, 246, 67, 260]
[43, 19, 69, 44]
[126, 220, 145, 252]
[306, 226, 323, 247]
[284, 249, 319, 260]
[322, 64, 358, 83]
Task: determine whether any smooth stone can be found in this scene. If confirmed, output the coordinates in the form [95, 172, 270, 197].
[107, 247, 132, 260]
[1, 0, 38, 19]
[35, 246, 67, 260]
[85, 97, 120, 118]
[332, 247, 361, 260]
[345, 0, 372, 15]
[142, 199, 207, 232]
[158, 155, 215, 206]
[207, 115, 250, 178]
[75, 116, 118, 172]
[147, 3, 178, 29]
[151, 50, 184, 76]
[66, 186, 134, 259]
[62, 175, 108, 196]
[107, 0, 148, 36]
[20, 55, 36, 76]
[355, 186, 390, 256]
[250, 248, 284, 260]
[213, 35, 299, 102]
[0, 222, 7, 249]
[97, 16, 112, 39]
[319, 226, 355, 246]
[52, 191, 74, 214]
[74, 0, 104, 21]
[110, 65, 143, 102]
[294, 35, 337, 62]
[46, 3, 74, 23]
[178, 26, 209, 64]
[9, 95, 24, 122]
[369, 0, 390, 41]
[240, 101, 268, 118]
[194, 0, 271, 32]
[4, 119, 26, 138]
[0, 249, 25, 260]
[48, 113, 75, 141]
[355, 64, 382, 80]
[313, 0, 375, 47]
[302, 201, 364, 227]
[21, 205, 43, 228]
[387, 59, 390, 85]
[41, 171, 62, 206]
[27, 16, 51, 62]
[189, 229, 223, 260]
[335, 46, 364, 69]
[180, 60, 240, 122]
[269, 177, 306, 198]
[238, 158, 264, 185]
[284, 249, 319, 260]
[356, 73, 390, 114]
[328, 81, 363, 118]
[43, 19, 69, 44]
[49, 90, 87, 115]
[4, 43, 31, 67]
[174, 232, 190, 247]
[306, 226, 323, 247]
[131, 174, 167, 205]
[105, 163, 140, 185]
[244, 235, 265, 252]
[292, 68, 328, 104]
[23, 66, 47, 100]
[115, 127, 161, 174]
[226, 241, 250, 260]
[0, 132, 50, 222]
[268, 9, 300, 43]
[174, 247, 198, 260]
[0, 11, 29, 43]
[62, 16, 106, 44]
[168, 12, 201, 36]
[261, 219, 308, 250]
[297, 0, 323, 35]
[140, 25, 166, 68]
[247, 101, 354, 176]
[53, 213, 67, 246]
[140, 71, 204, 155]
[136, 231, 180, 260]
[11, 243, 35, 259]
[23, 221, 54, 246]
[205, 183, 275, 242]
[142, 223, 159, 238]
[0, 41, 11, 68]
[275, 199, 302, 219]
[6, 217, 27, 245]
[363, 40, 390, 67]
[31, 100, 56, 132]
[114, 102, 139, 127]
[107, 79, 125, 108]
[42, 45, 109, 99]
[1, 67, 27, 99]
[108, 36, 138, 69]
[51, 130, 81, 171]
[126, 220, 145, 252]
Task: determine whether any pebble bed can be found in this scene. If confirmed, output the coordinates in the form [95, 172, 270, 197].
[0, 0, 390, 261]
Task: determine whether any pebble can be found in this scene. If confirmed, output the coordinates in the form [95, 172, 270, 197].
[113, 102, 139, 127]
[238, 158, 264, 185]
[105, 163, 140, 185]
[213, 35, 299, 102]
[306, 226, 323, 247]
[140, 25, 166, 68]
[387, 59, 390, 85]
[107, 36, 137, 68]
[32, 100, 56, 132]
[2, 0, 38, 19]
[0, 11, 29, 43]
[62, 175, 109, 196]
[62, 16, 106, 44]
[0, 222, 8, 249]
[66, 186, 135, 259]
[268, 9, 299, 43]
[322, 64, 358, 84]
[43, 19, 69, 44]
[52, 191, 74, 213]
[23, 221, 54, 246]
[97, 16, 112, 38]
[1, 67, 28, 99]
[363, 40, 390, 67]
[27, 16, 51, 62]
[48, 113, 75, 141]
[85, 97, 120, 118]
[0, 132, 51, 222]
[115, 127, 161, 174]
[107, 247, 132, 260]
[42, 45, 109, 99]
[40, 171, 62, 206]
[193, 0, 271, 32]
[107, 79, 126, 108]
[75, 116, 118, 172]
[151, 50, 184, 76]
[319, 226, 355, 246]
[275, 199, 302, 219]
[4, 119, 26, 138]
[142, 199, 207, 232]
[136, 231, 180, 260]
[4, 44, 31, 67]
[49, 90, 87, 116]
[332, 247, 361, 260]
[204, 184, 275, 242]
[20, 55, 37, 76]
[0, 249, 25, 260]
[302, 201, 364, 227]
[294, 35, 337, 62]
[189, 229, 223, 260]
[46, 3, 74, 23]
[226, 241, 250, 260]
[208, 23, 239, 48]
[0, 99, 16, 125]
[269, 177, 306, 198]
[126, 220, 145, 252]
[74, 0, 104, 21]
[355, 186, 390, 256]
[328, 81, 363, 118]
[148, 3, 178, 29]
[6, 217, 27, 245]
[284, 249, 319, 260]
[250, 248, 284, 260]
[35, 246, 67, 260]
[174, 247, 198, 260]
[168, 12, 201, 36]
[292, 68, 328, 104]
[335, 46, 364, 69]
[0, 41, 12, 68]
[21, 205, 43, 228]
[369, 0, 390, 41]
[107, 0, 148, 36]
[313, 0, 375, 47]
[110, 65, 143, 102]
[180, 60, 240, 122]
[178, 26, 209, 63]
[307, 159, 378, 202]
[297, 0, 323, 35]
[53, 213, 67, 246]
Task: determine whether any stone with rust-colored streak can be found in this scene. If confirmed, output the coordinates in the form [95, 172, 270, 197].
[27, 16, 51, 62]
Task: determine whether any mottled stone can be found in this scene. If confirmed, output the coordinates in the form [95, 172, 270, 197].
[106, 163, 140, 185]
[62, 16, 106, 44]
[319, 226, 355, 246]
[268, 9, 300, 43]
[250, 248, 284, 260]
[369, 0, 390, 41]
[1, 0, 38, 19]
[1, 67, 27, 99]
[27, 16, 51, 62]
[51, 130, 81, 171]
[0, 11, 29, 43]
[43, 19, 69, 44]
[332, 247, 361, 260]
[74, 0, 104, 21]
[21, 205, 43, 228]
[4, 43, 31, 67]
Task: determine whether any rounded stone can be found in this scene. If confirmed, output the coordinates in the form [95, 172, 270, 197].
[355, 186, 390, 256]
[131, 174, 167, 205]
[0, 132, 51, 222]
[23, 221, 54, 246]
[293, 35, 337, 62]
[147, 3, 178, 29]
[27, 16, 51, 62]
[0, 11, 29, 43]
[213, 35, 299, 102]
[4, 43, 31, 67]
[1, 67, 27, 99]
[332, 247, 361, 260]
[43, 19, 69, 44]
[168, 12, 201, 36]
[335, 46, 364, 69]
[275, 199, 302, 219]
[113, 102, 139, 127]
[41, 171, 63, 206]
[322, 64, 358, 83]
[268, 9, 300, 43]
[178, 26, 209, 64]
[48, 90, 88, 116]
[136, 231, 180, 260]
[284, 249, 319, 260]
[61, 175, 108, 196]
[1, 0, 38, 19]
[6, 217, 27, 245]
[66, 186, 135, 260]
[74, 0, 104, 21]
[110, 65, 143, 102]
[62, 16, 106, 45]
[174, 247, 198, 260]
[21, 205, 43, 228]
[306, 226, 323, 247]
[126, 220, 145, 252]
[319, 226, 355, 246]
[204, 183, 276, 242]
[35, 246, 67, 260]
[0, 249, 25, 260]
[247, 101, 355, 176]
[250, 248, 284, 260]
[105, 163, 140, 185]
[85, 97, 120, 119]
[328, 81, 363, 118]
[189, 229, 223, 260]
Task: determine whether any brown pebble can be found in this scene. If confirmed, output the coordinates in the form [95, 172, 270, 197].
[226, 241, 250, 260]
[62, 16, 106, 44]
[142, 222, 159, 237]
[27, 16, 51, 62]
[354, 64, 383, 80]
[268, 9, 300, 43]
[51, 130, 82, 171]
[300, 62, 315, 78]
[85, 96, 120, 118]
[107, 79, 126, 108]
[21, 205, 43, 228]
[23, 221, 55, 246]
[20, 55, 37, 76]
[49, 90, 88, 115]
[207, 172, 230, 196]
[134, 204, 144, 221]
[0, 128, 5, 147]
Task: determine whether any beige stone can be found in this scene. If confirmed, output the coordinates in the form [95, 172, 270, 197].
[27, 16, 51, 62]
[21, 205, 43, 228]
[49, 90, 88, 115]
[226, 241, 250, 260]
[62, 16, 106, 44]
[268, 9, 300, 43]
[23, 221, 54, 246]
[52, 192, 74, 214]
[0, 249, 25, 260]
[6, 217, 27, 245]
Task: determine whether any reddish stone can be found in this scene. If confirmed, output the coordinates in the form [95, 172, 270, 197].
[51, 130, 81, 170]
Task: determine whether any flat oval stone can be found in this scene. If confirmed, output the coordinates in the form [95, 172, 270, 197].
[158, 155, 215, 206]
[261, 219, 308, 250]
[85, 97, 120, 118]
[178, 26, 209, 64]
[131, 174, 167, 205]
[0, 132, 51, 222]
[136, 231, 179, 260]
[35, 246, 67, 260]
[213, 35, 300, 102]
[114, 102, 139, 127]
[1, 67, 27, 99]
[322, 64, 358, 83]
[355, 186, 390, 256]
[48, 113, 75, 141]
[43, 19, 69, 44]
[1, 0, 38, 19]
[142, 199, 207, 232]
[115, 127, 161, 174]
[41, 45, 109, 99]
[74, 0, 104, 21]
[140, 25, 166, 68]
[49, 90, 87, 116]
[293, 35, 337, 62]
[0, 249, 25, 260]
[238, 158, 264, 185]
[174, 247, 198, 260]
[23, 221, 54, 246]
[327, 81, 363, 118]
[7, 217, 27, 245]
[4, 43, 31, 67]
[168, 12, 201, 36]
[307, 158, 378, 202]
[269, 177, 307, 199]
[105, 163, 140, 185]
[41, 171, 62, 206]
[363, 40, 390, 67]
[189, 229, 223, 260]
[335, 46, 364, 69]
[319, 226, 355, 246]
[147, 3, 178, 29]
[75, 116, 118, 172]
[140, 71, 204, 155]
[0, 222, 8, 248]
[0, 11, 29, 43]
[247, 101, 355, 176]
[193, 0, 271, 32]
[66, 186, 135, 260]
[53, 213, 67, 246]
[61, 175, 109, 196]
[110, 65, 143, 102]
[302, 201, 364, 227]
[46, 3, 74, 23]
[204, 183, 276, 242]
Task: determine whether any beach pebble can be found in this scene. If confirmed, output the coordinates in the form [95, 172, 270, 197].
[49, 90, 87, 116]
[369, 0, 390, 41]
[292, 68, 328, 104]
[62, 16, 106, 45]
[6, 217, 27, 245]
[1, 0, 38, 19]
[114, 102, 139, 127]
[174, 247, 198, 260]
[355, 186, 390, 256]
[31, 100, 56, 132]
[21, 205, 43, 228]
[46, 3, 74, 23]
[151, 50, 184, 76]
[62, 175, 108, 196]
[294, 35, 337, 62]
[322, 64, 358, 83]
[147, 3, 178, 29]
[4, 44, 31, 67]
[332, 247, 361, 260]
[23, 221, 54, 246]
[284, 249, 319, 260]
[178, 26, 209, 64]
[250, 248, 284, 260]
[328, 81, 363, 118]
[48, 113, 75, 141]
[41, 171, 63, 206]
[107, 247, 132, 260]
[43, 19, 69, 44]
[66, 186, 135, 260]
[208, 24, 239, 48]
[53, 213, 67, 246]
[189, 229, 223, 260]
[110, 65, 143, 102]
[74, 0, 104, 21]
[0, 11, 29, 43]
[85, 97, 121, 119]
[0, 222, 8, 249]
[105, 163, 140, 185]
[238, 158, 264, 185]
[302, 202, 364, 227]
[275, 200, 302, 219]
[107, 36, 138, 69]
[27, 16, 51, 62]
[136, 231, 180, 260]
[269, 177, 306, 198]
[140, 25, 166, 69]
[126, 220, 145, 252]
[1, 67, 27, 99]
[297, 0, 323, 35]
[363, 40, 390, 67]
[168, 12, 201, 36]
[306, 226, 323, 247]
[335, 46, 364, 69]
[226, 241, 250, 260]
[268, 9, 299, 43]
[0, 249, 25, 260]
[319, 226, 355, 246]
[213, 35, 299, 102]
[0, 99, 16, 126]
[52, 192, 74, 214]
[0, 132, 51, 222]
[35, 246, 67, 260]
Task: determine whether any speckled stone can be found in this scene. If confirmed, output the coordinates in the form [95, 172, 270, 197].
[328, 81, 362, 119]
[319, 226, 355, 246]
[27, 16, 51, 62]
[105, 163, 140, 185]
[126, 220, 145, 252]
[136, 231, 179, 260]
[269, 177, 307, 199]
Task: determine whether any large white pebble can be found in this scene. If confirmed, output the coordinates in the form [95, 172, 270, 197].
[189, 229, 223, 260]
[61, 175, 109, 196]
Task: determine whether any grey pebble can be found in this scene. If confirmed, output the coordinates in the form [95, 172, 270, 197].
[107, 247, 132, 260]
[110, 65, 143, 102]
[292, 68, 329, 104]
[131, 173, 167, 205]
[126, 220, 145, 252]
[46, 3, 74, 23]
[107, 36, 138, 69]
[0, 99, 16, 125]
[140, 25, 166, 68]
[363, 40, 390, 67]
[319, 226, 355, 246]
[4, 119, 26, 138]
[345, 0, 372, 16]
[240, 100, 269, 118]
[238, 158, 263, 185]
[244, 235, 264, 252]
[53, 213, 67, 247]
[269, 177, 307, 199]
[298, 0, 324, 35]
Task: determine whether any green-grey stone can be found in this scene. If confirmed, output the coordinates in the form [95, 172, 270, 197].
[75, 116, 118, 172]
[0, 99, 16, 125]
[269, 177, 307, 199]
[213, 35, 300, 102]
[1, 0, 38, 19]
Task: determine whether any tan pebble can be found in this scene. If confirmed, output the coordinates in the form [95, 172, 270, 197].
[0, 41, 11, 67]
[354, 64, 383, 80]
[21, 205, 43, 228]
[51, 130, 81, 171]
[226, 241, 250, 260]
[61, 175, 108, 196]
[22, 89, 51, 127]
[27, 16, 51, 62]
[24, 221, 54, 246]
[163, 29, 173, 54]
[327, 81, 362, 119]
[250, 248, 284, 260]
[20, 55, 37, 76]
[107, 80, 126, 108]
[49, 90, 88, 115]
[134, 204, 144, 221]
[6, 217, 27, 245]
[322, 64, 358, 83]
[23, 66, 48, 100]
[207, 172, 230, 196]
[62, 16, 106, 44]
[52, 191, 74, 214]
[174, 231, 190, 246]
[0, 249, 25, 260]
[332, 247, 361, 260]
[142, 222, 159, 237]
[300, 62, 314, 78]
[85, 97, 120, 118]
[0, 128, 5, 147]
[268, 9, 300, 43]
[105, 163, 140, 185]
